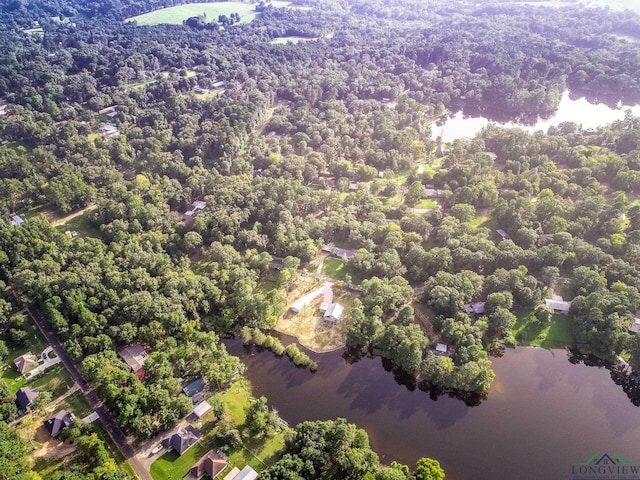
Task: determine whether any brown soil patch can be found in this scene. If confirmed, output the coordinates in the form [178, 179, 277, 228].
[31, 425, 77, 461]
[277, 287, 356, 353]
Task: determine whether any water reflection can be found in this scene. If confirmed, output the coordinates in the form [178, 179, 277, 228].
[434, 90, 640, 142]
[226, 341, 640, 480]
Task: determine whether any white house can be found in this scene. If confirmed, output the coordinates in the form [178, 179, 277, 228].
[464, 302, 485, 316]
[323, 303, 344, 323]
[545, 299, 571, 314]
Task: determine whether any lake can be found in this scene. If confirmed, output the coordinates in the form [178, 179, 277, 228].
[434, 91, 640, 142]
[225, 341, 640, 480]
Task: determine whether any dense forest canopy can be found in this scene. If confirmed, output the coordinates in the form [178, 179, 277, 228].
[2, 1, 640, 475]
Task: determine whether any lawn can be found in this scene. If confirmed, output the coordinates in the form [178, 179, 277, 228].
[322, 257, 348, 282]
[62, 391, 93, 418]
[381, 194, 404, 208]
[54, 212, 100, 238]
[151, 444, 206, 480]
[2, 362, 73, 396]
[512, 309, 575, 349]
[413, 198, 437, 209]
[125, 1, 293, 26]
[151, 380, 285, 480]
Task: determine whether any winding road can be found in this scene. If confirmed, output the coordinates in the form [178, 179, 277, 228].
[26, 304, 152, 480]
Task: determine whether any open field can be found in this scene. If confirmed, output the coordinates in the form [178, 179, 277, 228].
[414, 198, 437, 209]
[270, 36, 319, 44]
[126, 1, 293, 26]
[321, 257, 361, 283]
[512, 309, 575, 349]
[276, 286, 355, 352]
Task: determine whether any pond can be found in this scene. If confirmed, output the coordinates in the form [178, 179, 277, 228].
[433, 91, 640, 142]
[225, 341, 640, 480]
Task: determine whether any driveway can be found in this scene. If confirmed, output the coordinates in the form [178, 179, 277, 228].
[24, 346, 62, 379]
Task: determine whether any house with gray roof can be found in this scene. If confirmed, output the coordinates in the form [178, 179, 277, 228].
[44, 410, 74, 437]
[16, 387, 39, 413]
[168, 426, 202, 455]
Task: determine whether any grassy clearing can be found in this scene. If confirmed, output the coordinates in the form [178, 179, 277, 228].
[414, 198, 437, 209]
[512, 309, 575, 349]
[277, 286, 355, 352]
[151, 444, 206, 480]
[61, 391, 92, 418]
[270, 36, 318, 44]
[53, 212, 100, 238]
[381, 194, 404, 208]
[125, 1, 293, 26]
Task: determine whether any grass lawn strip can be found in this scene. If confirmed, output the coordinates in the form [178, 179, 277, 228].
[512, 309, 575, 349]
[125, 1, 293, 26]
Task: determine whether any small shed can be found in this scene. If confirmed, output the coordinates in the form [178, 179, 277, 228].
[545, 299, 571, 314]
[464, 302, 486, 316]
[435, 344, 448, 355]
[323, 303, 344, 323]
[9, 213, 25, 226]
[233, 466, 259, 480]
[193, 400, 212, 419]
[496, 229, 510, 240]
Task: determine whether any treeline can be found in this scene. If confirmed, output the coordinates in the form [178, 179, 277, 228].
[241, 326, 318, 371]
[262, 418, 445, 480]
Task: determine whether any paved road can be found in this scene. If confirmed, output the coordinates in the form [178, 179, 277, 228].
[26, 304, 152, 480]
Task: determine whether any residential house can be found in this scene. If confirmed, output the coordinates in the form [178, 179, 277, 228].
[16, 387, 39, 414]
[117, 344, 148, 373]
[464, 302, 486, 316]
[14, 352, 39, 375]
[186, 450, 228, 480]
[232, 465, 259, 480]
[43, 410, 74, 437]
[628, 318, 640, 335]
[545, 299, 571, 314]
[323, 303, 344, 323]
[183, 200, 207, 220]
[496, 229, 510, 241]
[102, 123, 119, 137]
[424, 188, 442, 198]
[183, 377, 205, 397]
[434, 344, 449, 356]
[193, 86, 210, 94]
[167, 426, 202, 455]
[212, 81, 226, 89]
[322, 245, 357, 259]
[9, 213, 25, 226]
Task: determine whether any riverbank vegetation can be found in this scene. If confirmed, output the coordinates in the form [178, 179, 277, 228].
[4, 0, 640, 475]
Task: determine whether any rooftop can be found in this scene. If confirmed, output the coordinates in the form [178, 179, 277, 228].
[14, 352, 39, 374]
[168, 426, 202, 455]
[183, 377, 205, 397]
[118, 344, 149, 373]
[44, 410, 74, 437]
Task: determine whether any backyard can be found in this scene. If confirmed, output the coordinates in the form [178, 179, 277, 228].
[512, 309, 575, 349]
[150, 380, 285, 480]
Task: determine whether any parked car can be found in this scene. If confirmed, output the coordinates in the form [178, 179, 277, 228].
[151, 444, 164, 454]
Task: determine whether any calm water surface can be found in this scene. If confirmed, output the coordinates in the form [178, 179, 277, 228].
[226, 342, 640, 480]
[434, 91, 640, 142]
